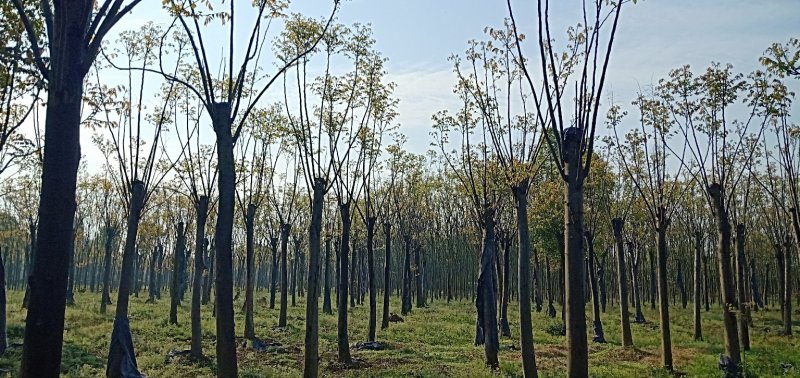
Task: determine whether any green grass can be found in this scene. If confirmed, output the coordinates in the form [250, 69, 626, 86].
[0, 290, 798, 377]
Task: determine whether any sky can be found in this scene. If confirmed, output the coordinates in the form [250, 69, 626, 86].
[76, 0, 800, 170]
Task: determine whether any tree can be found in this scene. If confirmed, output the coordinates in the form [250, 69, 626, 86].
[9, 1, 143, 374]
[450, 20, 546, 375]
[507, 0, 625, 375]
[158, 2, 338, 375]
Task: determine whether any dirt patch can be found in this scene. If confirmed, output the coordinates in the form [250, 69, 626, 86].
[602, 346, 655, 362]
[327, 357, 370, 372]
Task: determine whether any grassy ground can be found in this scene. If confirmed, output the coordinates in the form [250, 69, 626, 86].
[0, 290, 798, 377]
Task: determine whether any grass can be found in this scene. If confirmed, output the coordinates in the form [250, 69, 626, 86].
[0, 289, 798, 377]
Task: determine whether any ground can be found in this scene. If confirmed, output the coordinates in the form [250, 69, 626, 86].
[0, 290, 797, 377]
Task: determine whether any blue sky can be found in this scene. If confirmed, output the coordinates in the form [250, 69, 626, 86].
[102, 0, 800, 159]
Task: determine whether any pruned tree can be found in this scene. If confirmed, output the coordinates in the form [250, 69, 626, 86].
[506, 0, 625, 375]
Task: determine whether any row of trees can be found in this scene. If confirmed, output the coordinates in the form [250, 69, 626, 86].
[1, 0, 799, 377]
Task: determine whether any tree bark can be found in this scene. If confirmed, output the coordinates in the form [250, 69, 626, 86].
[381, 223, 392, 329]
[244, 204, 256, 339]
[279, 223, 290, 327]
[708, 183, 741, 366]
[323, 235, 333, 315]
[212, 102, 237, 377]
[734, 223, 749, 350]
[191, 196, 208, 358]
[693, 232, 703, 341]
[20, 35, 84, 377]
[655, 209, 672, 370]
[563, 127, 587, 377]
[0, 249, 7, 355]
[366, 216, 378, 342]
[269, 236, 279, 310]
[612, 218, 633, 347]
[514, 184, 538, 377]
[170, 222, 187, 325]
[586, 230, 605, 344]
[101, 225, 116, 314]
[475, 208, 499, 369]
[402, 235, 412, 315]
[303, 178, 325, 377]
[337, 202, 352, 363]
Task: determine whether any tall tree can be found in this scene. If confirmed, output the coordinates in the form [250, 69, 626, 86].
[507, 0, 624, 375]
[9, 1, 143, 374]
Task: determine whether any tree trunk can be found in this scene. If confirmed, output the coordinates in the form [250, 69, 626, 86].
[21, 49, 84, 376]
[0, 249, 7, 355]
[323, 235, 333, 315]
[381, 223, 391, 329]
[693, 232, 703, 341]
[337, 202, 352, 363]
[279, 223, 290, 327]
[586, 230, 605, 344]
[655, 210, 672, 370]
[212, 102, 237, 377]
[170, 222, 187, 325]
[708, 183, 741, 366]
[366, 216, 378, 342]
[734, 223, 749, 350]
[475, 208, 499, 370]
[563, 128, 587, 377]
[303, 178, 325, 378]
[514, 184, 538, 377]
[501, 236, 512, 337]
[244, 204, 256, 339]
[612, 219, 633, 347]
[203, 242, 214, 305]
[66, 229, 77, 305]
[414, 243, 424, 308]
[630, 242, 646, 324]
[101, 226, 116, 314]
[784, 238, 793, 335]
[191, 196, 208, 358]
[402, 235, 412, 315]
[750, 258, 762, 309]
[269, 236, 279, 310]
[107, 180, 146, 378]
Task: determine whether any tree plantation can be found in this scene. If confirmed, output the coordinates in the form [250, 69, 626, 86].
[0, 0, 799, 377]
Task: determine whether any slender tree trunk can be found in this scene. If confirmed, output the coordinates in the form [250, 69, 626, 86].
[191, 196, 208, 358]
[279, 223, 290, 327]
[563, 128, 587, 377]
[499, 237, 511, 338]
[750, 258, 762, 309]
[694, 232, 703, 341]
[414, 244, 424, 308]
[0, 249, 7, 355]
[212, 102, 237, 377]
[170, 222, 187, 325]
[303, 178, 325, 378]
[101, 226, 116, 314]
[783, 238, 793, 335]
[514, 184, 538, 377]
[586, 230, 605, 343]
[708, 183, 741, 366]
[269, 236, 279, 310]
[244, 204, 256, 339]
[381, 223, 392, 329]
[655, 211, 672, 370]
[323, 235, 333, 315]
[203, 243, 214, 305]
[734, 224, 749, 350]
[106, 180, 146, 377]
[630, 242, 646, 324]
[366, 217, 378, 342]
[337, 203, 352, 363]
[612, 219, 632, 347]
[402, 235, 412, 315]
